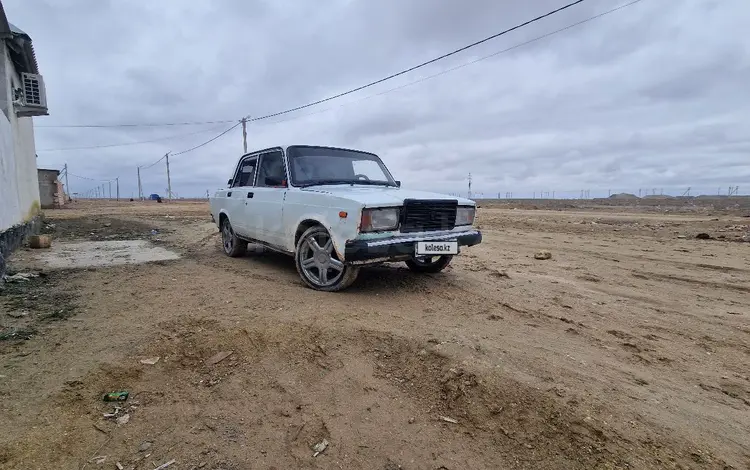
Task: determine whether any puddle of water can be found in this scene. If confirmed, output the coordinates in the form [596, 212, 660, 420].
[33, 240, 180, 269]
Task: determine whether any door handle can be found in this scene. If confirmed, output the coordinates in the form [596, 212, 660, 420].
[247, 192, 254, 198]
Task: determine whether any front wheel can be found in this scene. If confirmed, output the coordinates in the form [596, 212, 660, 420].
[221, 219, 247, 257]
[295, 226, 359, 291]
[405, 255, 453, 273]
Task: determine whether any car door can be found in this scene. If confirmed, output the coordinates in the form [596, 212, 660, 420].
[248, 149, 288, 247]
[228, 155, 258, 238]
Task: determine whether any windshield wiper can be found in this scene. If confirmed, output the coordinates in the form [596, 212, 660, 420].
[347, 180, 396, 187]
[298, 179, 397, 188]
[298, 180, 352, 188]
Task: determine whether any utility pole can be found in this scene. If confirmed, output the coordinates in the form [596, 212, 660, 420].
[102, 183, 106, 199]
[241, 117, 248, 154]
[165, 152, 172, 200]
[109, 181, 112, 199]
[467, 173, 472, 199]
[137, 167, 143, 200]
[116, 177, 120, 201]
[63, 163, 70, 201]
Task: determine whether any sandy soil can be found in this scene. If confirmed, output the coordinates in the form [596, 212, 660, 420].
[1, 199, 749, 469]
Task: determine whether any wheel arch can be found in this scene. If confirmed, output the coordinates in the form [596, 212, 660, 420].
[293, 218, 346, 260]
[295, 219, 323, 246]
[218, 211, 229, 227]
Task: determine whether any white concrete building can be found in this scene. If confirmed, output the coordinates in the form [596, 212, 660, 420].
[0, 0, 49, 276]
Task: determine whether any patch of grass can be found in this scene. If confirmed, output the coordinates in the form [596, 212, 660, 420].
[41, 305, 77, 321]
[0, 272, 78, 322]
[0, 326, 37, 341]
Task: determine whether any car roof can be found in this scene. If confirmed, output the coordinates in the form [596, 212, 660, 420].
[240, 145, 377, 158]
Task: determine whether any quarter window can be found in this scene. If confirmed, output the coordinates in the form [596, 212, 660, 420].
[232, 157, 257, 187]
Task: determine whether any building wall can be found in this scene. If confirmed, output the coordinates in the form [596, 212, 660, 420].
[37, 168, 59, 209]
[0, 42, 40, 232]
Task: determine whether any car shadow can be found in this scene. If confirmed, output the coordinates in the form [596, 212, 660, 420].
[240, 245, 450, 293]
[348, 263, 450, 294]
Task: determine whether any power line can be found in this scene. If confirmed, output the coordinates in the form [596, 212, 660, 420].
[36, 119, 236, 129]
[253, 0, 644, 128]
[139, 154, 167, 170]
[138, 122, 239, 170]
[244, 0, 587, 124]
[37, 124, 232, 152]
[170, 122, 242, 156]
[67, 172, 114, 182]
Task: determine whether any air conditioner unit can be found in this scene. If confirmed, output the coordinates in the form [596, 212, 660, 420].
[21, 73, 47, 108]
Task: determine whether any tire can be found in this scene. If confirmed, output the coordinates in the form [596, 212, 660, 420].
[405, 255, 453, 273]
[295, 226, 360, 291]
[220, 218, 247, 257]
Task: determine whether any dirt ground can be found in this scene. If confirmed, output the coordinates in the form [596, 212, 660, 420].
[1, 199, 749, 469]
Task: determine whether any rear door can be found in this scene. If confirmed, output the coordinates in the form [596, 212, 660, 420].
[227, 155, 258, 238]
[248, 149, 288, 247]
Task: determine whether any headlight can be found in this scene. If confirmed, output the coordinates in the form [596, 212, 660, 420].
[456, 206, 475, 226]
[360, 207, 400, 232]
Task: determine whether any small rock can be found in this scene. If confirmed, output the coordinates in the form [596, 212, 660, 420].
[139, 357, 160, 365]
[438, 415, 459, 424]
[28, 235, 52, 249]
[490, 269, 511, 278]
[677, 235, 687, 239]
[103, 223, 112, 227]
[205, 350, 233, 366]
[408, 417, 415, 424]
[312, 438, 329, 457]
[7, 311, 29, 318]
[534, 250, 552, 260]
[138, 440, 152, 452]
[116, 413, 130, 426]
[695, 233, 712, 240]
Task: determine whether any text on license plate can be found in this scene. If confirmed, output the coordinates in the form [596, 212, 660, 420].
[415, 241, 458, 255]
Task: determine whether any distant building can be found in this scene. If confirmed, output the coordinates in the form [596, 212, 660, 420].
[38, 168, 65, 209]
[0, 0, 50, 276]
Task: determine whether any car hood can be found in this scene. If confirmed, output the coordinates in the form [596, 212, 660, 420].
[300, 185, 474, 207]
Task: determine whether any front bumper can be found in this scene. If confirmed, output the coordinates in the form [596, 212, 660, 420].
[344, 229, 482, 264]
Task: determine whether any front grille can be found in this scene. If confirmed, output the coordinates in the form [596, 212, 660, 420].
[400, 199, 457, 233]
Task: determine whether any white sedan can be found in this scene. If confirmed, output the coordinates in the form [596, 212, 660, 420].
[209, 145, 481, 291]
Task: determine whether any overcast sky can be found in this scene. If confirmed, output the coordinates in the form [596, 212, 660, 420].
[5, 0, 750, 198]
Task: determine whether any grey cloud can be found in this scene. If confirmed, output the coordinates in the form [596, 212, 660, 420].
[3, 0, 750, 199]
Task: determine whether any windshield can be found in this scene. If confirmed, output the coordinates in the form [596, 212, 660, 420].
[287, 146, 397, 187]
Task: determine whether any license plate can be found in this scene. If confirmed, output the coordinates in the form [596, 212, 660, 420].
[415, 241, 458, 255]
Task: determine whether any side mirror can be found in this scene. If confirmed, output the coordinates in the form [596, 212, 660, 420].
[395, 180, 401, 187]
[227, 179, 233, 187]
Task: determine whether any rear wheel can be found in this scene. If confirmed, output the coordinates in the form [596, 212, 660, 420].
[221, 218, 246, 257]
[295, 226, 359, 291]
[405, 255, 453, 273]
